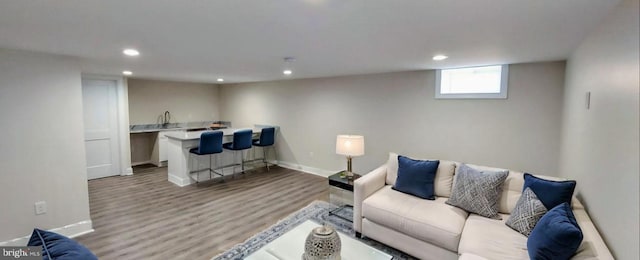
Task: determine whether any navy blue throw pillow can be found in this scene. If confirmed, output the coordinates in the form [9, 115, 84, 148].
[523, 173, 576, 210]
[392, 155, 439, 200]
[27, 228, 97, 260]
[528, 203, 583, 260]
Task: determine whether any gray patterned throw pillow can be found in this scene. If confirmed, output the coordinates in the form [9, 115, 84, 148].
[506, 187, 548, 236]
[446, 164, 508, 219]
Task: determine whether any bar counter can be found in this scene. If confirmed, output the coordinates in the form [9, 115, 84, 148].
[165, 128, 263, 186]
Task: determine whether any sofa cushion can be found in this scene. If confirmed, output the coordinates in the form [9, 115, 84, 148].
[386, 152, 456, 197]
[447, 164, 508, 219]
[498, 171, 524, 214]
[505, 187, 548, 236]
[362, 185, 468, 252]
[386, 152, 399, 185]
[392, 156, 439, 199]
[523, 173, 576, 210]
[27, 228, 97, 260]
[527, 203, 583, 260]
[458, 213, 529, 259]
[433, 160, 456, 198]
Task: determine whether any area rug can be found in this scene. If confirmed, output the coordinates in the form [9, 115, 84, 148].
[213, 200, 417, 260]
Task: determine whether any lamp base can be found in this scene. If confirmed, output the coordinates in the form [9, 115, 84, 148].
[346, 171, 354, 180]
[341, 156, 354, 179]
[340, 171, 353, 180]
[339, 170, 354, 180]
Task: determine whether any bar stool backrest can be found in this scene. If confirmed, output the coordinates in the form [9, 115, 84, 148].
[198, 131, 223, 154]
[232, 129, 253, 150]
[258, 127, 276, 146]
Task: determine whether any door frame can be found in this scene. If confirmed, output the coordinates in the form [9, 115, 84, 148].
[81, 74, 133, 176]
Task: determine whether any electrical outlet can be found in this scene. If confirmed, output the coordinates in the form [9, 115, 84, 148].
[35, 201, 47, 215]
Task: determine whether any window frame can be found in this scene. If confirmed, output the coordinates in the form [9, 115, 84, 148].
[435, 64, 509, 99]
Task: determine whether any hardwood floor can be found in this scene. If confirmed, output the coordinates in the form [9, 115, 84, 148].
[75, 166, 328, 260]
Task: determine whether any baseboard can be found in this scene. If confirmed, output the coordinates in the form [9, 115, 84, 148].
[167, 161, 333, 185]
[168, 173, 192, 187]
[275, 160, 336, 178]
[131, 160, 152, 167]
[0, 220, 94, 246]
[121, 167, 133, 176]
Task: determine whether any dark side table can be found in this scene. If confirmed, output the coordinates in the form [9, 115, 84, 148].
[328, 171, 361, 222]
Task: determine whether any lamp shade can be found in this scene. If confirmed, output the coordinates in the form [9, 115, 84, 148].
[336, 135, 365, 157]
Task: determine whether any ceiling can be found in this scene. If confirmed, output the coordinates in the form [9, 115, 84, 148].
[0, 0, 620, 84]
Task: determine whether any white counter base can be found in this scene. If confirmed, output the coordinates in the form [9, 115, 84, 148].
[166, 128, 264, 187]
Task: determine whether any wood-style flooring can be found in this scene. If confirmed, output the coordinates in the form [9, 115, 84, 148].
[75, 166, 328, 260]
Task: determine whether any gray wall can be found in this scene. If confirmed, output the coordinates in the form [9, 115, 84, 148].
[560, 0, 640, 259]
[128, 79, 220, 124]
[0, 49, 92, 241]
[220, 61, 566, 176]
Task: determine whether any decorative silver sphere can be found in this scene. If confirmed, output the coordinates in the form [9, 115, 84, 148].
[302, 225, 341, 260]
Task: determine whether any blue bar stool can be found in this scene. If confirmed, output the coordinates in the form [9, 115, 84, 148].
[252, 127, 276, 171]
[189, 131, 224, 184]
[223, 129, 253, 175]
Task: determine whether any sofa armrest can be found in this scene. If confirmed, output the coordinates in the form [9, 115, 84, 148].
[353, 164, 387, 232]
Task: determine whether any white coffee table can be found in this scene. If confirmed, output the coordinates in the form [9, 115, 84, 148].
[246, 220, 392, 260]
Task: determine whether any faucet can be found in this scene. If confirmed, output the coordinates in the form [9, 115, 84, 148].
[163, 111, 171, 125]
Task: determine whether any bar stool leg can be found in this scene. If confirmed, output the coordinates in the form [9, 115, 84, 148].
[263, 147, 269, 171]
[192, 154, 199, 184]
[273, 146, 278, 167]
[252, 146, 256, 164]
[241, 150, 245, 173]
[215, 154, 223, 182]
[233, 151, 239, 178]
[209, 154, 213, 180]
[219, 154, 224, 176]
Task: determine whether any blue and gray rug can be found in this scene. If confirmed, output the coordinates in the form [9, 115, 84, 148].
[213, 200, 417, 260]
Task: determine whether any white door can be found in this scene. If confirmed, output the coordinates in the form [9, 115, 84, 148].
[82, 79, 120, 180]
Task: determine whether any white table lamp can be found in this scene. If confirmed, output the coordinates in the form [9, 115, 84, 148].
[336, 135, 365, 177]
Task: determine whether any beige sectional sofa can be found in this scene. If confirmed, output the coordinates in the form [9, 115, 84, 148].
[353, 153, 614, 260]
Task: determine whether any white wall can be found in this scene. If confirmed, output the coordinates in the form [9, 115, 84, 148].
[220, 61, 566, 176]
[0, 49, 92, 242]
[560, 0, 640, 259]
[127, 79, 220, 124]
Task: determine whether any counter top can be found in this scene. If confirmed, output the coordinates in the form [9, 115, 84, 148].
[129, 121, 228, 133]
[164, 127, 262, 141]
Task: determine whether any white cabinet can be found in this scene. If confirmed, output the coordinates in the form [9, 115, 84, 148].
[151, 130, 185, 166]
[159, 132, 169, 162]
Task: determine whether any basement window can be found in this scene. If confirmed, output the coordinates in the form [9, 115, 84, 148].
[435, 65, 509, 99]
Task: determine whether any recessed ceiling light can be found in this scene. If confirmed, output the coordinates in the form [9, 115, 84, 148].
[283, 70, 293, 75]
[123, 49, 140, 56]
[217, 78, 224, 82]
[122, 71, 133, 76]
[433, 55, 448, 61]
